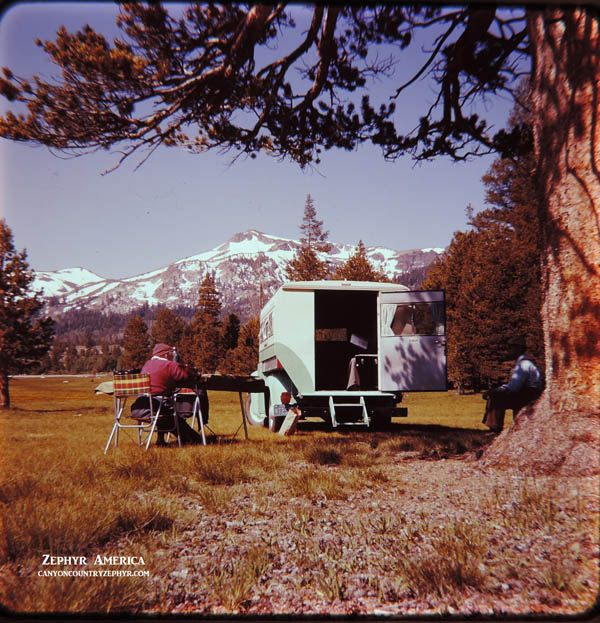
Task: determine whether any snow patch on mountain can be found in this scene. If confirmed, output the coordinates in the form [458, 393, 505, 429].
[34, 267, 106, 298]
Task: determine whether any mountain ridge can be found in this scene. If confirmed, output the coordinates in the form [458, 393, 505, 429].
[34, 229, 445, 321]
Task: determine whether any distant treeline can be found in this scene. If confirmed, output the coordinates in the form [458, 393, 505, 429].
[52, 304, 195, 343]
[36, 305, 194, 375]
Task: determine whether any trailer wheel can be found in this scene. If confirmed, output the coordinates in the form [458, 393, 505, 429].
[244, 392, 268, 427]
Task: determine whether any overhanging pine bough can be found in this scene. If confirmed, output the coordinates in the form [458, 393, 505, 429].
[0, 4, 531, 171]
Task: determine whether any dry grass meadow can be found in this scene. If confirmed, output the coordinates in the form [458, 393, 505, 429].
[0, 375, 598, 617]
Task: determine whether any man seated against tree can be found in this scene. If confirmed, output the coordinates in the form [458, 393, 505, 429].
[131, 343, 207, 446]
[482, 337, 544, 434]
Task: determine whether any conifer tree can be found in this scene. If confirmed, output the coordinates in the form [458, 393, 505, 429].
[221, 313, 241, 352]
[423, 103, 542, 392]
[0, 219, 54, 407]
[481, 111, 543, 363]
[49, 339, 66, 373]
[63, 344, 79, 374]
[180, 272, 223, 373]
[285, 195, 331, 281]
[220, 317, 259, 375]
[98, 342, 119, 373]
[332, 240, 388, 282]
[151, 307, 185, 349]
[120, 315, 151, 369]
[299, 195, 330, 253]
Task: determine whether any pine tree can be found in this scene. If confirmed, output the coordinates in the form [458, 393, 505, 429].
[221, 313, 241, 352]
[285, 195, 331, 281]
[426, 213, 541, 392]
[151, 307, 185, 349]
[481, 114, 543, 364]
[332, 240, 388, 282]
[423, 104, 543, 392]
[62, 344, 80, 373]
[120, 315, 151, 369]
[299, 195, 330, 253]
[97, 342, 119, 373]
[220, 317, 259, 375]
[285, 247, 330, 281]
[49, 338, 66, 373]
[0, 219, 54, 407]
[180, 272, 224, 373]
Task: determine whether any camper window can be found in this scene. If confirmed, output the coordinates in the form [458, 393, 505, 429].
[382, 303, 444, 337]
[391, 305, 415, 335]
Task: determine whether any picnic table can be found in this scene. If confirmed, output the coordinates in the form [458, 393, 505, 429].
[190, 374, 266, 440]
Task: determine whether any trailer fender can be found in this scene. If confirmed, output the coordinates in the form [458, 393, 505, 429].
[269, 343, 312, 395]
[245, 391, 267, 427]
[246, 371, 294, 427]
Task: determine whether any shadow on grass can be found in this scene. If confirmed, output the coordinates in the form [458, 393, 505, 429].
[157, 436, 248, 448]
[296, 420, 496, 460]
[9, 406, 105, 413]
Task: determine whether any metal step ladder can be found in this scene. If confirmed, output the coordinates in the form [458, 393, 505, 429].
[328, 395, 370, 428]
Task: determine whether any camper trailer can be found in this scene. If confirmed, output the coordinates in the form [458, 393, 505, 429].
[246, 281, 446, 430]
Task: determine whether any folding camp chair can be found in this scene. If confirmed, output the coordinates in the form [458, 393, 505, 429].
[104, 372, 180, 453]
[173, 389, 211, 445]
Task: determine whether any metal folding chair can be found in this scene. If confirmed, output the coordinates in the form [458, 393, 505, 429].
[173, 389, 211, 445]
[104, 372, 179, 453]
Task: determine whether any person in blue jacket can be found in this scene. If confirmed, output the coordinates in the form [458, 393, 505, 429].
[483, 338, 544, 433]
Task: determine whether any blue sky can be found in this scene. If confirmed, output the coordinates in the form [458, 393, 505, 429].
[0, 3, 518, 279]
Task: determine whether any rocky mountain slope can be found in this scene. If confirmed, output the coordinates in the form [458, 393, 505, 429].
[34, 230, 444, 321]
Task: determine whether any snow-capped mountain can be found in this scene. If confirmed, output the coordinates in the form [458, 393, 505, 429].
[34, 267, 107, 297]
[34, 230, 444, 321]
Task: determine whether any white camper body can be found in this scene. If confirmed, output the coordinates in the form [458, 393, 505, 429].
[246, 281, 446, 430]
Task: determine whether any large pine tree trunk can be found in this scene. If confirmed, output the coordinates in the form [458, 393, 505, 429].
[482, 9, 600, 475]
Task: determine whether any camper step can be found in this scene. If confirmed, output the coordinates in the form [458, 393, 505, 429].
[329, 395, 370, 428]
[330, 402, 367, 408]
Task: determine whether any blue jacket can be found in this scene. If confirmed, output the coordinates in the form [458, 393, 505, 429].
[500, 354, 544, 393]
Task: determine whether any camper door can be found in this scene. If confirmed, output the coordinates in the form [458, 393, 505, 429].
[378, 291, 446, 391]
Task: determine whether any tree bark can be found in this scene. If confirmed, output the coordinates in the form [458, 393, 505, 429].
[0, 372, 10, 409]
[482, 9, 600, 475]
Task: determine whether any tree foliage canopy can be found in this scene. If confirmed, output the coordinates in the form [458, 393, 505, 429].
[220, 316, 259, 375]
[221, 313, 241, 352]
[423, 102, 542, 391]
[150, 306, 185, 347]
[180, 272, 224, 372]
[285, 194, 331, 281]
[0, 219, 54, 406]
[0, 4, 531, 170]
[331, 240, 388, 282]
[120, 314, 151, 369]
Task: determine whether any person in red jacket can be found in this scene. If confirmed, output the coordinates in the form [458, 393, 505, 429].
[131, 343, 206, 446]
[141, 343, 195, 395]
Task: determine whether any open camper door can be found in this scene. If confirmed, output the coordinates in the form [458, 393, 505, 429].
[378, 291, 446, 391]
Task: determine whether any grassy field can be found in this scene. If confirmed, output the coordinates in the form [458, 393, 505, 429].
[0, 376, 596, 616]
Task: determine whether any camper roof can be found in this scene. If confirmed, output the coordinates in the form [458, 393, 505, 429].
[280, 280, 409, 292]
